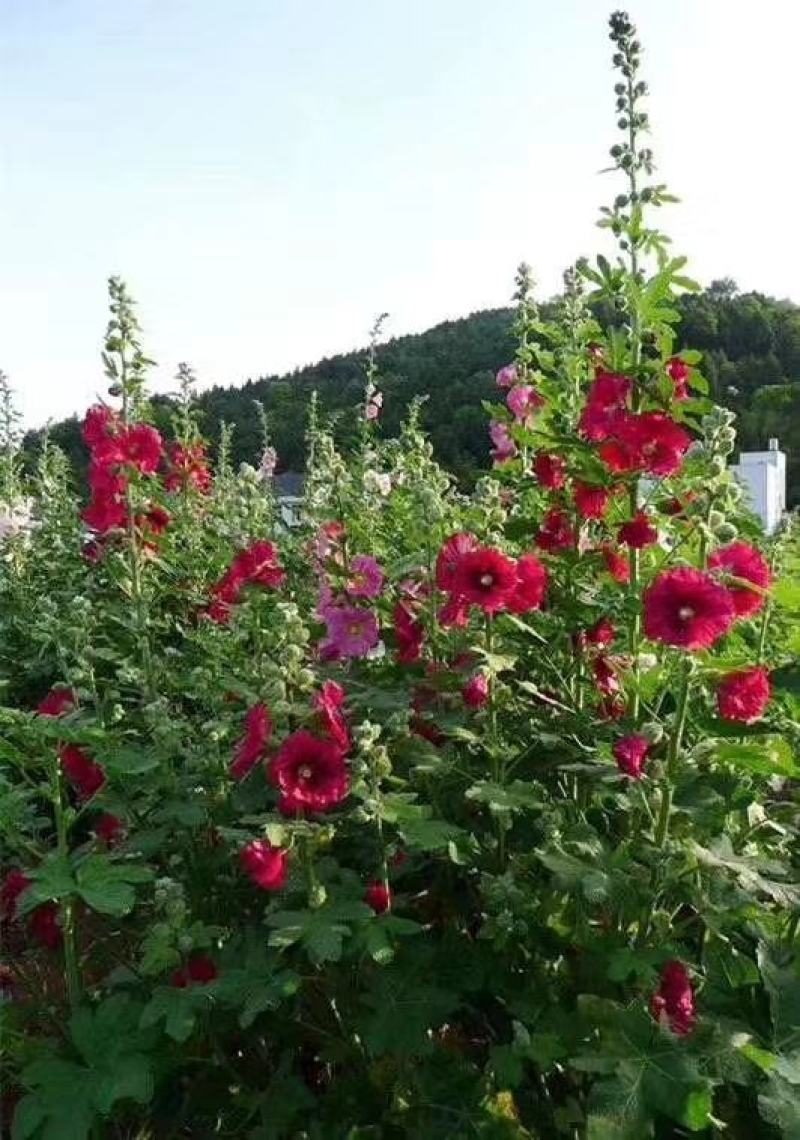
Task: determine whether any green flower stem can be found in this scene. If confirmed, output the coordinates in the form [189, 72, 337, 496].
[52, 759, 80, 1010]
[654, 660, 691, 848]
[485, 612, 506, 869]
[628, 485, 642, 721]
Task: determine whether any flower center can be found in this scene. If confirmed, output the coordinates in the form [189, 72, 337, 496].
[480, 574, 494, 587]
[678, 605, 695, 622]
[348, 623, 363, 637]
[298, 765, 313, 781]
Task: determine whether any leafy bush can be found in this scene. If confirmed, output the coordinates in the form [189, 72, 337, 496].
[2, 12, 798, 1140]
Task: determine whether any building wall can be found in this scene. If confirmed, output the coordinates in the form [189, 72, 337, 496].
[731, 445, 787, 534]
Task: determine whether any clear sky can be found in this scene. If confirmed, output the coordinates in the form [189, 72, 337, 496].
[2, 0, 798, 428]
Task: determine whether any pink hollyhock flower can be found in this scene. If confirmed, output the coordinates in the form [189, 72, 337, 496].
[506, 384, 543, 423]
[495, 363, 518, 389]
[651, 960, 695, 1036]
[489, 420, 517, 464]
[600, 543, 631, 584]
[1, 869, 31, 922]
[708, 541, 771, 618]
[37, 687, 76, 718]
[230, 703, 273, 782]
[573, 481, 612, 520]
[394, 600, 425, 663]
[365, 881, 391, 914]
[347, 555, 385, 599]
[312, 521, 345, 563]
[643, 567, 735, 650]
[578, 372, 631, 441]
[94, 813, 125, 847]
[268, 730, 349, 814]
[536, 509, 576, 553]
[618, 511, 658, 549]
[450, 547, 518, 614]
[314, 680, 351, 753]
[240, 838, 288, 891]
[717, 666, 771, 723]
[28, 903, 62, 949]
[462, 672, 489, 708]
[365, 391, 383, 420]
[436, 532, 479, 592]
[612, 734, 651, 779]
[667, 356, 691, 400]
[507, 552, 548, 614]
[324, 605, 379, 659]
[59, 744, 106, 802]
[532, 452, 567, 490]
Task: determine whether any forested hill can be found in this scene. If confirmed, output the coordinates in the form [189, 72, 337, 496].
[28, 280, 800, 503]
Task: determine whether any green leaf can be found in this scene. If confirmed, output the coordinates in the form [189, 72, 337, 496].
[18, 856, 75, 914]
[266, 901, 373, 965]
[75, 856, 152, 916]
[708, 736, 796, 778]
[213, 966, 300, 1029]
[359, 975, 457, 1056]
[465, 780, 542, 817]
[759, 1073, 800, 1139]
[380, 792, 467, 851]
[140, 986, 204, 1043]
[99, 747, 160, 776]
[11, 1096, 46, 1140]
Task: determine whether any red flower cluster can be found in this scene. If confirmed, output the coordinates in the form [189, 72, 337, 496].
[164, 442, 212, 494]
[536, 509, 576, 554]
[206, 540, 286, 623]
[230, 703, 273, 782]
[618, 510, 658, 549]
[708, 541, 771, 618]
[240, 839, 289, 891]
[573, 482, 613, 520]
[599, 412, 691, 478]
[579, 371, 631, 441]
[650, 960, 695, 1036]
[82, 405, 164, 536]
[643, 567, 735, 650]
[717, 666, 771, 723]
[171, 954, 218, 988]
[59, 744, 106, 802]
[533, 452, 567, 490]
[437, 534, 548, 617]
[268, 730, 349, 814]
[612, 734, 651, 779]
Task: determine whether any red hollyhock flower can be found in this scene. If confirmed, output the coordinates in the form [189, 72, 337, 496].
[314, 681, 351, 753]
[28, 903, 62, 949]
[573, 481, 612, 520]
[1, 869, 31, 922]
[411, 716, 445, 747]
[462, 673, 489, 708]
[393, 600, 425, 663]
[600, 543, 631, 584]
[82, 404, 118, 447]
[599, 693, 627, 720]
[187, 954, 218, 984]
[438, 597, 470, 628]
[82, 473, 128, 533]
[708, 541, 771, 618]
[643, 567, 735, 650]
[365, 881, 391, 914]
[593, 655, 621, 695]
[435, 532, 479, 592]
[532, 452, 567, 490]
[59, 744, 106, 802]
[230, 703, 273, 782]
[536, 509, 576, 554]
[94, 813, 125, 847]
[268, 730, 349, 814]
[141, 505, 171, 535]
[37, 687, 76, 718]
[232, 540, 286, 589]
[717, 666, 771, 723]
[612, 734, 651, 779]
[578, 372, 631, 441]
[450, 547, 518, 614]
[116, 423, 164, 474]
[507, 553, 548, 614]
[618, 510, 658, 549]
[585, 618, 616, 648]
[164, 442, 213, 493]
[601, 413, 692, 477]
[651, 960, 695, 1036]
[240, 838, 289, 891]
[667, 356, 691, 400]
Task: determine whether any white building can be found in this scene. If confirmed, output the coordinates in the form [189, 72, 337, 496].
[731, 439, 786, 535]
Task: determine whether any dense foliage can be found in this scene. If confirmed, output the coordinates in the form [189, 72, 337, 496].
[3, 13, 800, 1140]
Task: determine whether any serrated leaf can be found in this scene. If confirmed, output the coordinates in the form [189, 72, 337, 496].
[75, 856, 152, 916]
[17, 856, 75, 914]
[466, 780, 541, 816]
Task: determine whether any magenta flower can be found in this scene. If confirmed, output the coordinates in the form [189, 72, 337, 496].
[324, 605, 380, 659]
[506, 384, 543, 424]
[495, 363, 518, 389]
[366, 392, 383, 420]
[347, 555, 385, 599]
[489, 421, 517, 464]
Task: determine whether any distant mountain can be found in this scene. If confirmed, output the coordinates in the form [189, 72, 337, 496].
[24, 283, 800, 503]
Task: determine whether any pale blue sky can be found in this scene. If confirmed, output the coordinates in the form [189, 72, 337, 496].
[2, 0, 798, 427]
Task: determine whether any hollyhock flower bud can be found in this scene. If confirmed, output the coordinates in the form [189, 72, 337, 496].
[94, 813, 125, 847]
[600, 543, 631, 584]
[186, 954, 218, 984]
[537, 509, 576, 554]
[240, 839, 289, 891]
[584, 618, 616, 648]
[495, 363, 518, 389]
[462, 673, 489, 708]
[59, 745, 106, 802]
[365, 881, 391, 914]
[651, 960, 695, 1036]
[717, 666, 770, 723]
[489, 421, 517, 464]
[618, 510, 658, 549]
[666, 356, 691, 400]
[313, 680, 351, 753]
[37, 687, 76, 718]
[612, 734, 651, 778]
[643, 567, 735, 650]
